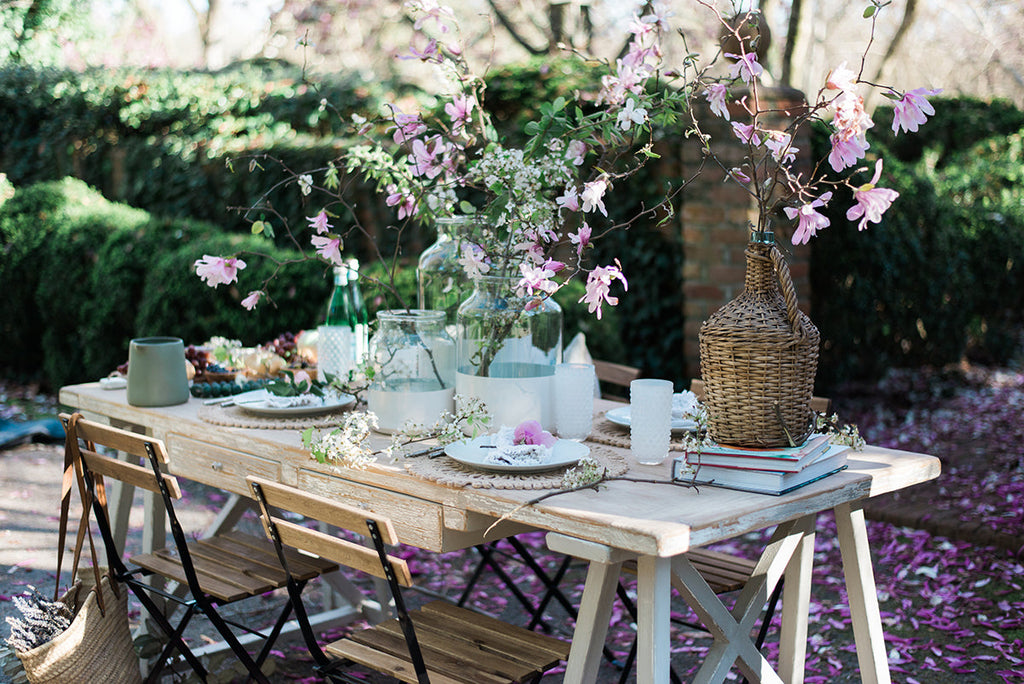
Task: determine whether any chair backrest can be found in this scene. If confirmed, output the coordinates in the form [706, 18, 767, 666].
[61, 412, 182, 501]
[246, 476, 412, 587]
[594, 359, 641, 402]
[688, 379, 832, 414]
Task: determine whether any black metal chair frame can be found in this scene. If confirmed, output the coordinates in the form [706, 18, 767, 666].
[250, 481, 435, 684]
[70, 422, 292, 684]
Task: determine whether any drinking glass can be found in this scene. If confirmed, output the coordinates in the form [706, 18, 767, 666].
[554, 363, 595, 440]
[630, 378, 673, 465]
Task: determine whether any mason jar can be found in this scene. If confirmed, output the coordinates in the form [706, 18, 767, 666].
[455, 275, 563, 430]
[367, 309, 456, 433]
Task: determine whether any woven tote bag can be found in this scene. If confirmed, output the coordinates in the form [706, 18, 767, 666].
[15, 571, 142, 684]
[699, 240, 820, 447]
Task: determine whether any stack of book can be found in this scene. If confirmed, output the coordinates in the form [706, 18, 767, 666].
[672, 434, 850, 495]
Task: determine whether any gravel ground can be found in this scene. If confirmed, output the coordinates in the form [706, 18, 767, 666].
[2, 368, 1023, 683]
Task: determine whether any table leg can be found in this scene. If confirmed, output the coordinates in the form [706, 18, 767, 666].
[778, 515, 815, 683]
[673, 518, 806, 684]
[546, 533, 628, 684]
[835, 501, 891, 684]
[636, 555, 673, 683]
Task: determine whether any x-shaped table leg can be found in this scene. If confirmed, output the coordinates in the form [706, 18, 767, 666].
[651, 515, 816, 684]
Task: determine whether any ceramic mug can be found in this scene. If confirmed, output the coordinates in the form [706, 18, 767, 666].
[126, 337, 190, 407]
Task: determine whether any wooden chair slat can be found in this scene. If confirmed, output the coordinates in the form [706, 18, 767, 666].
[268, 517, 412, 587]
[325, 638, 469, 684]
[129, 551, 251, 602]
[189, 537, 290, 587]
[348, 623, 524, 684]
[203, 532, 338, 578]
[383, 609, 561, 676]
[248, 476, 400, 545]
[79, 449, 181, 499]
[61, 413, 170, 464]
[418, 600, 569, 661]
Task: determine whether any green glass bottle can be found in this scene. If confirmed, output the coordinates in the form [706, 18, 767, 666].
[319, 266, 355, 382]
[346, 258, 369, 362]
[326, 265, 354, 327]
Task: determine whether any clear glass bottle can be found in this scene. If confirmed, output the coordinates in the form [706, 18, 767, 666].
[455, 276, 562, 430]
[346, 258, 369, 364]
[367, 309, 456, 433]
[417, 216, 477, 333]
[318, 266, 354, 382]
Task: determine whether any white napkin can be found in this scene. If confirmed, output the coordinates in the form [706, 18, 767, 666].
[485, 426, 553, 465]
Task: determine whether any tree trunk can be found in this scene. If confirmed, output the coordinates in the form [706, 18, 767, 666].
[780, 0, 803, 87]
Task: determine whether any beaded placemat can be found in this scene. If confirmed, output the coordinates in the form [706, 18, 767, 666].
[404, 443, 628, 490]
[197, 403, 351, 430]
[589, 412, 690, 451]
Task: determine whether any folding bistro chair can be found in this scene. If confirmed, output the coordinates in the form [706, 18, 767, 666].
[247, 475, 570, 684]
[61, 413, 337, 683]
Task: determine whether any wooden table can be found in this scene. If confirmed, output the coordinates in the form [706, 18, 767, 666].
[59, 382, 940, 683]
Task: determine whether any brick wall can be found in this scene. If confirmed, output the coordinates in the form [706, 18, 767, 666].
[679, 86, 813, 380]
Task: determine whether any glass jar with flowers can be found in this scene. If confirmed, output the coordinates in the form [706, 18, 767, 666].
[366, 309, 455, 433]
[455, 275, 562, 430]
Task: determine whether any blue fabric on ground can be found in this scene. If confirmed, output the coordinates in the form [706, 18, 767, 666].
[0, 418, 64, 449]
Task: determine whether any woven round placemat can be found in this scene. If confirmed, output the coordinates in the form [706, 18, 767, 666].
[589, 412, 690, 452]
[197, 403, 352, 430]
[405, 444, 628, 489]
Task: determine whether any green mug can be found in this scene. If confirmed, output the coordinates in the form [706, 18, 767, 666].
[126, 337, 190, 407]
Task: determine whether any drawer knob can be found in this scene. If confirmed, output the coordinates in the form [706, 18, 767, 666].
[211, 462, 224, 472]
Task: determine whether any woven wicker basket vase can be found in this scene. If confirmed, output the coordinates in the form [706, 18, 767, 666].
[698, 241, 820, 447]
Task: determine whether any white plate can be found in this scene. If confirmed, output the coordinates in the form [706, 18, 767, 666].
[605, 406, 698, 433]
[235, 390, 356, 417]
[444, 436, 589, 474]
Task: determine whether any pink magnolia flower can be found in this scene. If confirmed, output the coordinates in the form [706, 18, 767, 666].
[580, 260, 628, 320]
[891, 87, 942, 134]
[828, 132, 870, 172]
[556, 185, 580, 212]
[311, 235, 343, 266]
[410, 0, 455, 33]
[765, 131, 798, 164]
[543, 259, 566, 273]
[617, 98, 648, 131]
[406, 37, 442, 63]
[833, 91, 873, 142]
[704, 84, 730, 120]
[846, 159, 900, 231]
[445, 94, 475, 133]
[570, 222, 592, 257]
[195, 255, 245, 288]
[457, 243, 490, 279]
[640, 3, 673, 31]
[729, 167, 752, 184]
[784, 191, 833, 245]
[408, 137, 443, 179]
[514, 420, 557, 447]
[566, 140, 587, 166]
[826, 61, 858, 93]
[518, 263, 559, 296]
[241, 290, 262, 310]
[725, 51, 763, 84]
[731, 121, 761, 146]
[385, 184, 417, 220]
[389, 109, 427, 145]
[581, 178, 609, 216]
[307, 210, 332, 234]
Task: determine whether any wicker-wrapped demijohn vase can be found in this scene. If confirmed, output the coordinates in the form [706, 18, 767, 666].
[698, 233, 820, 447]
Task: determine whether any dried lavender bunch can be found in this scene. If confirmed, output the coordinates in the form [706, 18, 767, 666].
[4, 589, 73, 652]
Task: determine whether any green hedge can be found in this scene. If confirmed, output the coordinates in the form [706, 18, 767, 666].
[809, 97, 1024, 388]
[0, 178, 330, 389]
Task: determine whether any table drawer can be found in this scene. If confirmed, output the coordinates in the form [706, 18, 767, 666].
[167, 435, 281, 494]
[297, 468, 447, 551]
